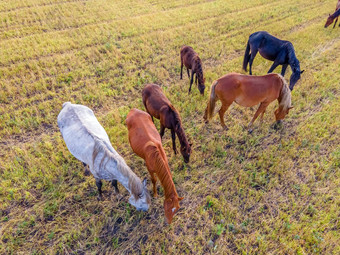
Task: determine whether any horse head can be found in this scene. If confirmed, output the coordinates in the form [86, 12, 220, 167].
[274, 105, 293, 121]
[180, 141, 192, 163]
[325, 14, 334, 28]
[175, 122, 192, 163]
[198, 77, 206, 95]
[164, 195, 184, 224]
[128, 178, 151, 212]
[289, 68, 304, 91]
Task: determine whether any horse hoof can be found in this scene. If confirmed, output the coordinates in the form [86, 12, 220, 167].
[248, 129, 253, 134]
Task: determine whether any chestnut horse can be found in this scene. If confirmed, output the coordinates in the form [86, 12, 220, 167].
[142, 84, 192, 163]
[180, 45, 205, 95]
[204, 73, 292, 132]
[325, 3, 340, 28]
[126, 108, 184, 224]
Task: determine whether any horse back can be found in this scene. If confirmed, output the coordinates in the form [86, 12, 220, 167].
[57, 103, 111, 167]
[181, 45, 197, 68]
[216, 73, 282, 107]
[142, 84, 172, 119]
[126, 108, 162, 159]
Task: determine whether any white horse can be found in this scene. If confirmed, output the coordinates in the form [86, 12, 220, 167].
[57, 102, 150, 211]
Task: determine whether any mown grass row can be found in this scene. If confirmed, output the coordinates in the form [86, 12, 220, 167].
[0, 0, 333, 139]
[0, 0, 339, 254]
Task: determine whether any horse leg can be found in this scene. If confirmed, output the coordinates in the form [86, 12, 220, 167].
[188, 70, 195, 94]
[82, 162, 90, 176]
[95, 179, 103, 200]
[260, 109, 266, 123]
[281, 64, 288, 76]
[151, 172, 158, 197]
[267, 62, 280, 73]
[219, 102, 232, 130]
[247, 102, 269, 133]
[111, 180, 119, 194]
[180, 58, 183, 79]
[160, 124, 165, 139]
[171, 128, 178, 154]
[187, 68, 190, 79]
[333, 17, 338, 28]
[195, 73, 198, 86]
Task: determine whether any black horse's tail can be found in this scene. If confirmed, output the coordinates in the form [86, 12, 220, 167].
[243, 40, 251, 72]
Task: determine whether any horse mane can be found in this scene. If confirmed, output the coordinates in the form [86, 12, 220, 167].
[146, 143, 178, 199]
[168, 104, 181, 128]
[193, 55, 204, 84]
[277, 74, 292, 111]
[168, 105, 189, 147]
[92, 138, 143, 199]
[286, 42, 300, 69]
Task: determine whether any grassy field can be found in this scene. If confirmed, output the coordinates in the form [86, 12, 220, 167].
[0, 0, 339, 254]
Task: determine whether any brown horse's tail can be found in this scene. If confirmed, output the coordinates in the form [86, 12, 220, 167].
[204, 80, 219, 121]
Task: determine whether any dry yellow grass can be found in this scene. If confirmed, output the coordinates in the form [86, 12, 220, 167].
[0, 0, 339, 254]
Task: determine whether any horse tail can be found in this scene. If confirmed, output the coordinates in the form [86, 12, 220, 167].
[206, 80, 219, 121]
[243, 40, 251, 72]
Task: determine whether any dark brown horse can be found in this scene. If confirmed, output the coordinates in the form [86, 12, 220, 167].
[126, 108, 184, 224]
[325, 1, 340, 28]
[142, 84, 192, 163]
[204, 73, 292, 133]
[180, 45, 205, 95]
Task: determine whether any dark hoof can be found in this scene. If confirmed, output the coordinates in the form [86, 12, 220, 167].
[248, 129, 253, 134]
[273, 120, 283, 130]
[84, 169, 91, 176]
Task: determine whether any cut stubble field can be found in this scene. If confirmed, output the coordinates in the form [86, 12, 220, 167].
[0, 0, 339, 254]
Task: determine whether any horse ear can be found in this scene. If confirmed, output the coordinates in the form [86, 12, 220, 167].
[300, 70, 304, 74]
[288, 106, 294, 110]
[143, 177, 147, 187]
[178, 197, 184, 201]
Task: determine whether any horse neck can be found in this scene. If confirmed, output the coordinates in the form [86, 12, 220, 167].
[175, 122, 189, 149]
[147, 145, 178, 199]
[193, 57, 204, 83]
[94, 140, 142, 198]
[287, 44, 299, 69]
[169, 107, 189, 148]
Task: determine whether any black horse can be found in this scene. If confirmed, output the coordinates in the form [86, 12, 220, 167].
[243, 31, 304, 91]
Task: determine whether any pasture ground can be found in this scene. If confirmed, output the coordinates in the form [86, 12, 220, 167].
[0, 0, 339, 254]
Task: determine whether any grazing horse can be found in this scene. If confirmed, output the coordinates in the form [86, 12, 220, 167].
[57, 102, 151, 211]
[203, 73, 292, 133]
[142, 84, 192, 163]
[126, 108, 184, 224]
[325, 6, 340, 28]
[243, 31, 304, 91]
[180, 45, 206, 95]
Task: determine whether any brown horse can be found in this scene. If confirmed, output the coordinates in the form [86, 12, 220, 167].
[142, 84, 192, 163]
[204, 73, 292, 132]
[126, 108, 184, 224]
[325, 1, 340, 28]
[180, 45, 206, 95]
